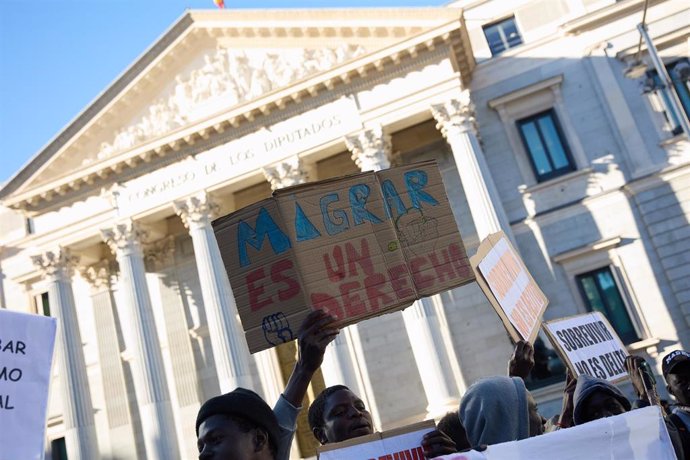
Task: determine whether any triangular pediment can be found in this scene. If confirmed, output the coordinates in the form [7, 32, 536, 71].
[2, 7, 469, 208]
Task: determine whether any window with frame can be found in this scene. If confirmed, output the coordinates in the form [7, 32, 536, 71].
[34, 292, 50, 316]
[516, 109, 576, 182]
[51, 437, 68, 460]
[647, 58, 690, 136]
[483, 16, 523, 57]
[576, 267, 640, 345]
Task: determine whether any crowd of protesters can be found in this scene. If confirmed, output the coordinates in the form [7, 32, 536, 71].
[194, 310, 690, 459]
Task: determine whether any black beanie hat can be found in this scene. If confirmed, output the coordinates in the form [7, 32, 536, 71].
[195, 387, 280, 448]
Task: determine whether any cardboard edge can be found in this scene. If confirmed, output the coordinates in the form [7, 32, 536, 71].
[316, 432, 382, 454]
[379, 419, 437, 439]
[471, 231, 548, 344]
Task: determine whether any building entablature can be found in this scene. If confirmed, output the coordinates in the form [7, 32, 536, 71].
[0, 8, 474, 215]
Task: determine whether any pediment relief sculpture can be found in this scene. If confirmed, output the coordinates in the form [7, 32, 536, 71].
[85, 43, 366, 166]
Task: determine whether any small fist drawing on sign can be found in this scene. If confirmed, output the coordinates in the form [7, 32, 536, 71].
[262, 312, 295, 346]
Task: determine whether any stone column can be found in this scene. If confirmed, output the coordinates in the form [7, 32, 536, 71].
[80, 261, 138, 460]
[347, 126, 465, 419]
[174, 193, 252, 393]
[101, 221, 180, 460]
[32, 248, 99, 460]
[431, 91, 513, 240]
[258, 156, 308, 405]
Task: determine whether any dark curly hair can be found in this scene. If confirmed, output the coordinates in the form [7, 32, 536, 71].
[308, 385, 351, 434]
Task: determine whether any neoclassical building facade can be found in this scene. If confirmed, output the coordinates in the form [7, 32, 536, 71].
[1, 1, 689, 459]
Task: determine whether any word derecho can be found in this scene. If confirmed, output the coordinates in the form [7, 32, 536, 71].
[214, 160, 474, 353]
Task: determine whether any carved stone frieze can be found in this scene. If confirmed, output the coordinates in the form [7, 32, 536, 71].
[86, 44, 366, 165]
[101, 220, 149, 255]
[173, 193, 220, 229]
[31, 247, 80, 280]
[430, 90, 479, 138]
[345, 126, 392, 171]
[262, 156, 308, 190]
[143, 236, 176, 272]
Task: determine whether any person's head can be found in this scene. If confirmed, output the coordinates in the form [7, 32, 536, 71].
[196, 388, 279, 460]
[308, 385, 373, 444]
[663, 350, 690, 406]
[437, 412, 471, 452]
[459, 376, 544, 448]
[572, 375, 631, 425]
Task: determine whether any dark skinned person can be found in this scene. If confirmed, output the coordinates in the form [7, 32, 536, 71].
[572, 370, 686, 459]
[627, 352, 690, 458]
[308, 385, 458, 458]
[196, 310, 338, 460]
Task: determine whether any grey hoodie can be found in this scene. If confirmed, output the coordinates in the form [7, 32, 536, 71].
[459, 376, 529, 447]
[572, 374, 632, 426]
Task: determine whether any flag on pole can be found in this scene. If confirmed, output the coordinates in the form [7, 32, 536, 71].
[213, 0, 225, 8]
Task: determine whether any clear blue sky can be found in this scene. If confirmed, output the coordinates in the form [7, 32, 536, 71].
[0, 0, 447, 186]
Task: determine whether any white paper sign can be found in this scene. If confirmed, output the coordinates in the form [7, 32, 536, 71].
[436, 407, 675, 460]
[0, 310, 57, 460]
[477, 236, 546, 341]
[544, 312, 629, 382]
[318, 424, 433, 460]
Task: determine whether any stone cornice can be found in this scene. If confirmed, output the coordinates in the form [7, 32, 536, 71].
[2, 11, 472, 213]
[560, 0, 666, 35]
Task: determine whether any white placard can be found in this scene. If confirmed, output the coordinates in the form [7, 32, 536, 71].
[0, 310, 57, 460]
[318, 424, 433, 460]
[544, 311, 629, 382]
[476, 236, 546, 341]
[435, 407, 675, 460]
[115, 96, 362, 217]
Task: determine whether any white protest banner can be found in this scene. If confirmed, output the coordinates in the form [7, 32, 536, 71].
[317, 420, 435, 460]
[543, 311, 629, 382]
[0, 309, 57, 460]
[436, 407, 675, 460]
[470, 232, 547, 343]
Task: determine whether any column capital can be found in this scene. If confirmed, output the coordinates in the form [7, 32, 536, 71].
[430, 91, 478, 138]
[345, 126, 392, 171]
[101, 220, 148, 255]
[143, 236, 176, 272]
[173, 192, 220, 230]
[31, 247, 80, 280]
[262, 156, 308, 190]
[79, 260, 116, 291]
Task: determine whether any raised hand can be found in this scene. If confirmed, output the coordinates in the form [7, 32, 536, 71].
[422, 429, 457, 458]
[297, 310, 339, 373]
[508, 340, 535, 380]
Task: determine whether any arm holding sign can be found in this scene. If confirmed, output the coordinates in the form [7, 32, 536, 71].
[273, 310, 339, 460]
[508, 340, 535, 380]
[283, 310, 339, 407]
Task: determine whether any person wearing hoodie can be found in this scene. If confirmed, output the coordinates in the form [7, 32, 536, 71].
[459, 376, 546, 448]
[308, 385, 457, 458]
[572, 374, 686, 459]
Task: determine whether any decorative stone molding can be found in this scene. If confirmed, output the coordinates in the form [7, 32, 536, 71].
[430, 91, 478, 138]
[88, 44, 366, 165]
[31, 247, 80, 280]
[101, 220, 149, 255]
[79, 260, 117, 291]
[262, 156, 308, 190]
[345, 126, 392, 171]
[173, 193, 220, 229]
[143, 236, 176, 272]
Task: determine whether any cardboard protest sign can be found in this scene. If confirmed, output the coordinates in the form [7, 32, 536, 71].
[213, 160, 474, 353]
[543, 311, 629, 382]
[317, 420, 435, 460]
[0, 309, 57, 460]
[433, 406, 675, 460]
[470, 232, 547, 343]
